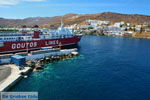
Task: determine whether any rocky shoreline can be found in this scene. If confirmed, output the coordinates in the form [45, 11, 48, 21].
[132, 32, 150, 39]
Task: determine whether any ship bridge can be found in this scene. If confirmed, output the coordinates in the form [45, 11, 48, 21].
[0, 25, 81, 42]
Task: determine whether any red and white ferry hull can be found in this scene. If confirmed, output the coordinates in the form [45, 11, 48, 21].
[0, 36, 82, 54]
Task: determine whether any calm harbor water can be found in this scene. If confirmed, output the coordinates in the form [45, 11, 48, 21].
[11, 36, 150, 100]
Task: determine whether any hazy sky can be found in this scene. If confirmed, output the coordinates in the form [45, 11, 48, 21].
[0, 0, 149, 19]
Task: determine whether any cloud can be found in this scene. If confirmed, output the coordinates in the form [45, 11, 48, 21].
[0, 0, 46, 6]
[0, 0, 18, 5]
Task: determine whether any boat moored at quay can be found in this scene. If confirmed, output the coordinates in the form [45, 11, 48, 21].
[0, 25, 82, 54]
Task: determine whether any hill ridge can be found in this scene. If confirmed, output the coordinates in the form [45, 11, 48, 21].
[0, 12, 150, 28]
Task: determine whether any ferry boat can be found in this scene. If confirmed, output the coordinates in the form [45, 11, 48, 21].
[0, 25, 82, 54]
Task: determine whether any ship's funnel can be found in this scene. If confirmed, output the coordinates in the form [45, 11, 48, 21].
[21, 25, 27, 34]
[33, 25, 40, 39]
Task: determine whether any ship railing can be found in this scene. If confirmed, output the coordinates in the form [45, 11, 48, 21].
[55, 35, 74, 38]
[0, 38, 32, 42]
[0, 33, 32, 37]
[41, 34, 75, 40]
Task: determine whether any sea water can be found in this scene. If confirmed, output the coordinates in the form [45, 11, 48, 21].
[11, 36, 150, 100]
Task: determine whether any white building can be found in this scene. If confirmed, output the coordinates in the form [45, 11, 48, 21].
[79, 25, 93, 29]
[143, 22, 150, 26]
[65, 24, 77, 30]
[114, 21, 125, 27]
[135, 25, 142, 32]
[103, 26, 127, 35]
[86, 19, 110, 26]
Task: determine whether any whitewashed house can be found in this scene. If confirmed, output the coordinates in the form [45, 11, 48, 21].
[86, 19, 110, 26]
[114, 21, 125, 27]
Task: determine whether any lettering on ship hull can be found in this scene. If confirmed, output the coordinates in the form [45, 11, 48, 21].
[45, 40, 59, 46]
[12, 42, 38, 49]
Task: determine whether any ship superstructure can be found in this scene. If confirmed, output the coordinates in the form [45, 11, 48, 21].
[0, 25, 82, 53]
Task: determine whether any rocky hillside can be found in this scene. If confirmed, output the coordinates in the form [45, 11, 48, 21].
[0, 12, 150, 28]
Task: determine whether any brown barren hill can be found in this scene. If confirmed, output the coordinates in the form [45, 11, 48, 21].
[0, 12, 150, 28]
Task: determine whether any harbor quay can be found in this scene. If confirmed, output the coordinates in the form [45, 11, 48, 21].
[0, 64, 31, 91]
[0, 48, 79, 92]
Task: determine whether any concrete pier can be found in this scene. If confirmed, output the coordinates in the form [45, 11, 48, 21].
[0, 64, 31, 91]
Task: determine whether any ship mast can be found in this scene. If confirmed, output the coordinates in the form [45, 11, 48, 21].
[61, 16, 64, 28]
